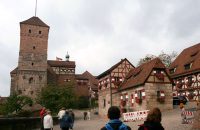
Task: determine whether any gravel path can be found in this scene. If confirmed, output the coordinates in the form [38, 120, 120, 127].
[53, 107, 193, 130]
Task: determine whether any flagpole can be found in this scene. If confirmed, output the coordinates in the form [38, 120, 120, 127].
[35, 0, 37, 16]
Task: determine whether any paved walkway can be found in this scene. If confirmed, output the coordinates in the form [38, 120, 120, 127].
[53, 107, 193, 130]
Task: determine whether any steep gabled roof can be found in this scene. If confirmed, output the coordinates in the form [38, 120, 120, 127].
[20, 16, 49, 28]
[120, 58, 166, 90]
[97, 58, 134, 79]
[82, 71, 98, 84]
[47, 60, 75, 68]
[169, 43, 200, 78]
[82, 71, 98, 90]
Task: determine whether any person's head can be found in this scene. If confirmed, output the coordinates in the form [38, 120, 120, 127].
[61, 107, 66, 110]
[107, 106, 121, 120]
[65, 110, 69, 115]
[46, 110, 51, 115]
[146, 107, 162, 123]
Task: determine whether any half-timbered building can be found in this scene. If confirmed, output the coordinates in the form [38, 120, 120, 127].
[118, 58, 173, 113]
[169, 43, 200, 101]
[97, 58, 135, 116]
[98, 58, 173, 116]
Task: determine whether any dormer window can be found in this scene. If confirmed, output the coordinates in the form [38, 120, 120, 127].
[169, 68, 176, 74]
[184, 63, 192, 70]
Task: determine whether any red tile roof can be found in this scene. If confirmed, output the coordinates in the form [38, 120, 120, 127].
[120, 58, 166, 90]
[75, 74, 88, 80]
[82, 71, 98, 89]
[97, 58, 134, 79]
[20, 16, 49, 27]
[169, 43, 200, 78]
[47, 60, 75, 68]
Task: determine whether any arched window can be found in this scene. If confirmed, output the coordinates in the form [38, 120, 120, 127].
[29, 77, 33, 84]
[39, 76, 42, 81]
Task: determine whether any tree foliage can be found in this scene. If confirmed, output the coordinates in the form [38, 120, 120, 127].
[0, 93, 33, 115]
[137, 51, 177, 67]
[37, 83, 77, 113]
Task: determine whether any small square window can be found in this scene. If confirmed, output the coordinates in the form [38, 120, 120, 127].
[184, 63, 192, 70]
[169, 68, 176, 74]
[39, 31, 42, 34]
[32, 63, 34, 66]
[29, 29, 31, 33]
[30, 91, 33, 95]
[103, 99, 106, 107]
[33, 46, 36, 50]
[39, 76, 42, 81]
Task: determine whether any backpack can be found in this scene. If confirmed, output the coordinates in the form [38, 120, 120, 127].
[105, 123, 128, 130]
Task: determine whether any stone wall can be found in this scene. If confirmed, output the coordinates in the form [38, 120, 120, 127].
[98, 89, 111, 117]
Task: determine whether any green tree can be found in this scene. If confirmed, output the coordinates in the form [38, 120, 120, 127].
[137, 51, 177, 67]
[77, 96, 89, 109]
[37, 82, 77, 113]
[1, 93, 33, 115]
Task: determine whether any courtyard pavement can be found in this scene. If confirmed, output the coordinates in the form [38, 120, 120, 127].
[53, 106, 194, 130]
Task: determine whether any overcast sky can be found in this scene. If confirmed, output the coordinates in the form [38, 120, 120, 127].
[1, 0, 200, 96]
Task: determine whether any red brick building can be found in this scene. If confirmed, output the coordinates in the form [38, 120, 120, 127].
[10, 16, 97, 99]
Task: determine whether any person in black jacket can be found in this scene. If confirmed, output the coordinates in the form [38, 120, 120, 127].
[101, 106, 131, 130]
[138, 107, 164, 130]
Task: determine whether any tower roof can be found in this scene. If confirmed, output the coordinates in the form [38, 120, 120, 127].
[20, 16, 49, 27]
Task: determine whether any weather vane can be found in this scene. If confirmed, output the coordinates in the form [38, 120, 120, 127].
[35, 0, 37, 16]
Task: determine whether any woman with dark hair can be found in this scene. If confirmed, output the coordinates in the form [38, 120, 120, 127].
[138, 107, 164, 130]
[101, 106, 131, 130]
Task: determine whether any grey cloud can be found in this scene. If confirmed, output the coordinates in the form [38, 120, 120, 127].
[167, 1, 200, 39]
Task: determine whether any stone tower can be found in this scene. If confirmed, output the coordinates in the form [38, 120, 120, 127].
[10, 16, 49, 98]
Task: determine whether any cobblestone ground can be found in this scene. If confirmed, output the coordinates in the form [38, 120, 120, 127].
[53, 107, 193, 130]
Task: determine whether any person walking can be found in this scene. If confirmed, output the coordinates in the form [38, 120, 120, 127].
[69, 109, 75, 129]
[83, 111, 87, 120]
[87, 110, 91, 120]
[58, 107, 66, 120]
[43, 110, 53, 130]
[138, 107, 164, 130]
[60, 111, 73, 130]
[101, 106, 131, 130]
[40, 107, 46, 130]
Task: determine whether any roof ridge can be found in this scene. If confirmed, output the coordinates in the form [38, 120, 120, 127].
[20, 16, 49, 27]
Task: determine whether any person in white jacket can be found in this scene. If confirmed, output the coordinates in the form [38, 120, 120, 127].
[43, 110, 53, 130]
[58, 107, 66, 120]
